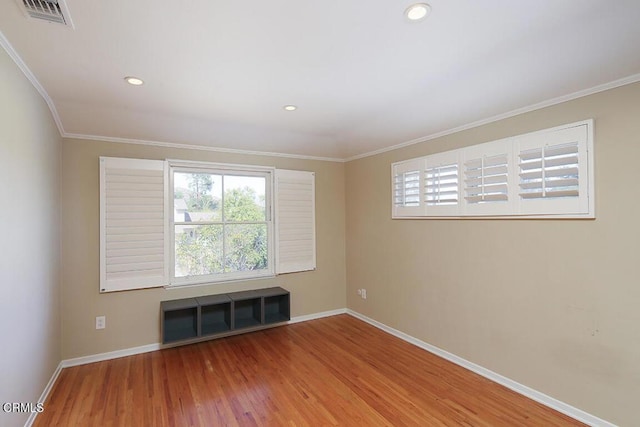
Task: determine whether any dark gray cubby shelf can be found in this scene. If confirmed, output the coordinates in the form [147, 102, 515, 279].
[160, 287, 290, 345]
[161, 298, 199, 343]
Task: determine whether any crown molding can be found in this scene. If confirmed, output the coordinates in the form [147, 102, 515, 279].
[63, 132, 345, 162]
[0, 30, 66, 136]
[345, 72, 640, 162]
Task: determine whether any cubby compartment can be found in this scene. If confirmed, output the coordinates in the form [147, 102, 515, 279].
[161, 298, 198, 343]
[264, 293, 290, 324]
[197, 295, 232, 336]
[231, 292, 262, 329]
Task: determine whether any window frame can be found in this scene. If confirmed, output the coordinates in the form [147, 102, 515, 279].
[168, 161, 275, 287]
[391, 120, 594, 219]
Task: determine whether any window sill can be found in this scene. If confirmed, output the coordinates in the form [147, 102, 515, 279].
[166, 272, 276, 289]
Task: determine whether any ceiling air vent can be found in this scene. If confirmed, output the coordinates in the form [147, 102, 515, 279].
[19, 0, 73, 27]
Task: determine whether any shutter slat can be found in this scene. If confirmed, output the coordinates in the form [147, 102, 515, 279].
[106, 240, 164, 250]
[105, 270, 165, 280]
[484, 155, 508, 167]
[106, 197, 164, 206]
[519, 160, 543, 171]
[106, 182, 163, 191]
[545, 167, 579, 178]
[106, 226, 163, 235]
[519, 149, 543, 161]
[465, 174, 507, 186]
[426, 189, 458, 196]
[545, 143, 578, 157]
[107, 247, 164, 257]
[465, 194, 508, 202]
[544, 189, 580, 197]
[105, 259, 164, 271]
[107, 212, 164, 220]
[105, 190, 164, 199]
[107, 219, 164, 228]
[520, 178, 578, 190]
[544, 154, 578, 168]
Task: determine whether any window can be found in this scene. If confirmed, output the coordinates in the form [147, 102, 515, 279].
[425, 164, 458, 206]
[100, 159, 316, 293]
[392, 158, 423, 217]
[515, 124, 589, 215]
[424, 150, 461, 216]
[391, 120, 594, 218]
[170, 165, 273, 285]
[462, 139, 512, 216]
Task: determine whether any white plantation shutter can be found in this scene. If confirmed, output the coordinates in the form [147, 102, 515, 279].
[100, 157, 168, 292]
[275, 169, 316, 274]
[519, 141, 580, 199]
[519, 143, 579, 199]
[464, 155, 509, 203]
[392, 158, 423, 217]
[462, 140, 512, 216]
[516, 124, 589, 215]
[425, 165, 458, 203]
[424, 151, 460, 216]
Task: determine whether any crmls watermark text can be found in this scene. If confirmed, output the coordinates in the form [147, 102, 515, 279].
[2, 402, 44, 413]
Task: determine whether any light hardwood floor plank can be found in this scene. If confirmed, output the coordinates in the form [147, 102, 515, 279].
[34, 315, 584, 426]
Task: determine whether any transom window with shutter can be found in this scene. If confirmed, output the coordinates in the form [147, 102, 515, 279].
[426, 164, 458, 205]
[464, 154, 509, 204]
[394, 171, 421, 207]
[519, 143, 579, 199]
[516, 124, 589, 215]
[423, 150, 461, 216]
[392, 159, 423, 217]
[391, 120, 594, 219]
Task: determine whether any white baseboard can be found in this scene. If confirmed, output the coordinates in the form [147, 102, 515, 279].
[288, 308, 347, 324]
[24, 362, 63, 427]
[61, 343, 162, 368]
[346, 309, 615, 427]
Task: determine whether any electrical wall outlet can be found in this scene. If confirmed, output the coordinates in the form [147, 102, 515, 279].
[362, 289, 367, 299]
[95, 316, 106, 330]
[357, 289, 362, 296]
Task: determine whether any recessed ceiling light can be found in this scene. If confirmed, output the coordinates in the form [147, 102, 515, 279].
[283, 105, 297, 111]
[124, 76, 144, 86]
[405, 3, 431, 21]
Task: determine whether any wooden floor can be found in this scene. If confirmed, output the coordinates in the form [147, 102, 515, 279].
[35, 315, 584, 426]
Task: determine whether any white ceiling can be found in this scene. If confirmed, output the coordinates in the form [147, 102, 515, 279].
[2, 1, 640, 160]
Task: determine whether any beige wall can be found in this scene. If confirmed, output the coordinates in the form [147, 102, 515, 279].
[61, 139, 346, 359]
[345, 81, 640, 426]
[0, 48, 61, 426]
